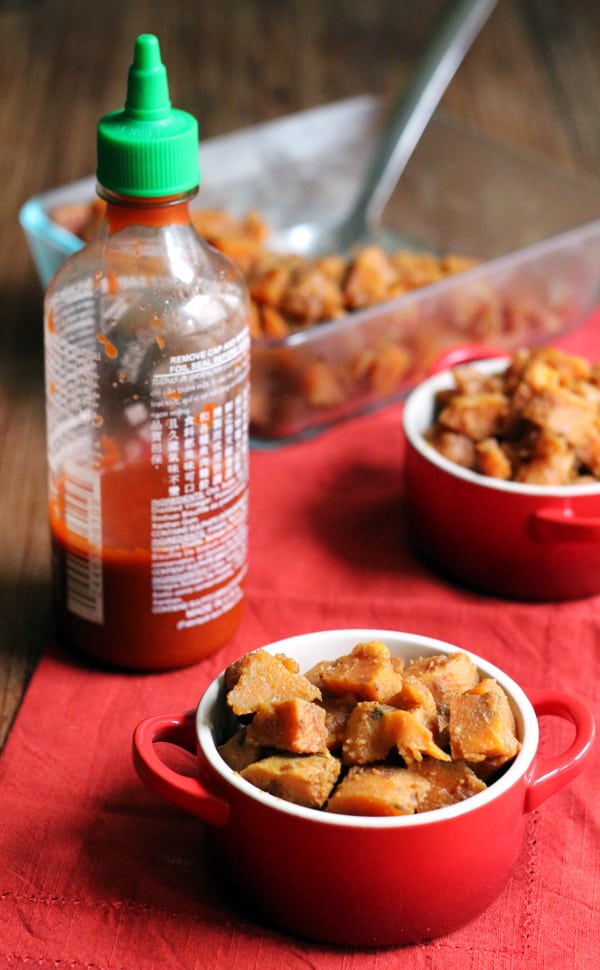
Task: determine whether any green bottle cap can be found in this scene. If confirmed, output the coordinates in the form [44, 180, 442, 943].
[96, 34, 200, 197]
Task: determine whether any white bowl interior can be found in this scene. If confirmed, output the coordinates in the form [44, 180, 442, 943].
[196, 628, 538, 828]
[403, 357, 600, 498]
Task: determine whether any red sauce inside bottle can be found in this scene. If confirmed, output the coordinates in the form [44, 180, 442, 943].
[49, 461, 245, 671]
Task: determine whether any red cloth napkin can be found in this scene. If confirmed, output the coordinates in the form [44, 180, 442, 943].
[1, 315, 599, 969]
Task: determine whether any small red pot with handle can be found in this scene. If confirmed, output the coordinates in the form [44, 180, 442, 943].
[132, 629, 595, 947]
[403, 347, 600, 601]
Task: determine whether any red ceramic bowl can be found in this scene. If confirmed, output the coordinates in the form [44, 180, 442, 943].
[403, 350, 600, 600]
[132, 629, 594, 947]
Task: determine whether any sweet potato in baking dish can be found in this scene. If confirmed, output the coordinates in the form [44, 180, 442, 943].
[218, 641, 521, 816]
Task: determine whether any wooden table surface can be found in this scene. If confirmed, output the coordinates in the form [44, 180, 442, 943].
[1, 0, 599, 750]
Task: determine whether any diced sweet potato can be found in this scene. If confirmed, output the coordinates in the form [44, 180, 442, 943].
[517, 346, 590, 390]
[303, 660, 328, 690]
[301, 359, 346, 407]
[240, 752, 341, 808]
[575, 421, 600, 477]
[452, 364, 503, 396]
[259, 304, 291, 338]
[326, 765, 431, 816]
[245, 698, 328, 754]
[427, 347, 600, 484]
[449, 678, 521, 767]
[405, 652, 480, 710]
[366, 341, 411, 395]
[437, 391, 509, 441]
[392, 674, 438, 733]
[344, 245, 397, 309]
[319, 694, 357, 752]
[341, 702, 396, 764]
[514, 429, 576, 485]
[279, 263, 345, 323]
[225, 649, 320, 717]
[410, 757, 486, 811]
[317, 641, 404, 703]
[522, 385, 596, 446]
[475, 437, 512, 479]
[248, 262, 291, 307]
[342, 702, 450, 766]
[220, 643, 521, 818]
[217, 728, 264, 771]
[388, 710, 451, 766]
[224, 650, 299, 690]
[427, 428, 475, 469]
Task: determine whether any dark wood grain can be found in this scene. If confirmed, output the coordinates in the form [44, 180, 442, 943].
[1, 0, 598, 748]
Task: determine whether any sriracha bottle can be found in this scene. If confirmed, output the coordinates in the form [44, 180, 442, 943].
[44, 34, 250, 670]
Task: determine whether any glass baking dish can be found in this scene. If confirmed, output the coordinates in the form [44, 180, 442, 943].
[20, 96, 600, 444]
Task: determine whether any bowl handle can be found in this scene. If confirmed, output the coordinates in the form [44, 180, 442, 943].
[524, 689, 595, 813]
[428, 344, 508, 375]
[529, 506, 600, 542]
[133, 710, 230, 827]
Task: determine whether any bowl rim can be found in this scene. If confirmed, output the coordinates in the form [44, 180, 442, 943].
[195, 628, 538, 829]
[403, 356, 600, 498]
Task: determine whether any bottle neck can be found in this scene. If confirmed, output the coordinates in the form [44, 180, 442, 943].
[98, 185, 198, 233]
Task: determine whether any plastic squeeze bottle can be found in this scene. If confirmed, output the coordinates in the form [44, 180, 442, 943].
[44, 35, 250, 670]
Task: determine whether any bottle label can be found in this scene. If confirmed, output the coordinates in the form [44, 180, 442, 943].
[149, 339, 250, 629]
[63, 461, 104, 623]
[46, 277, 249, 636]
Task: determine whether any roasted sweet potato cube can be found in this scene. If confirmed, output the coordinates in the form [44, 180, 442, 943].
[259, 304, 291, 338]
[392, 674, 438, 733]
[326, 765, 431, 816]
[449, 678, 521, 766]
[303, 660, 328, 690]
[522, 385, 596, 446]
[317, 641, 403, 702]
[240, 752, 341, 808]
[319, 694, 357, 752]
[341, 702, 396, 764]
[367, 341, 411, 395]
[218, 728, 264, 771]
[405, 652, 480, 710]
[452, 364, 503, 396]
[520, 347, 591, 391]
[301, 360, 346, 407]
[388, 710, 451, 766]
[514, 429, 576, 485]
[428, 428, 475, 469]
[342, 702, 450, 766]
[246, 698, 328, 754]
[410, 757, 486, 811]
[280, 263, 345, 323]
[225, 650, 320, 717]
[343, 245, 396, 309]
[437, 391, 509, 441]
[475, 437, 512, 479]
[576, 421, 600, 476]
[248, 262, 291, 306]
[224, 650, 299, 690]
